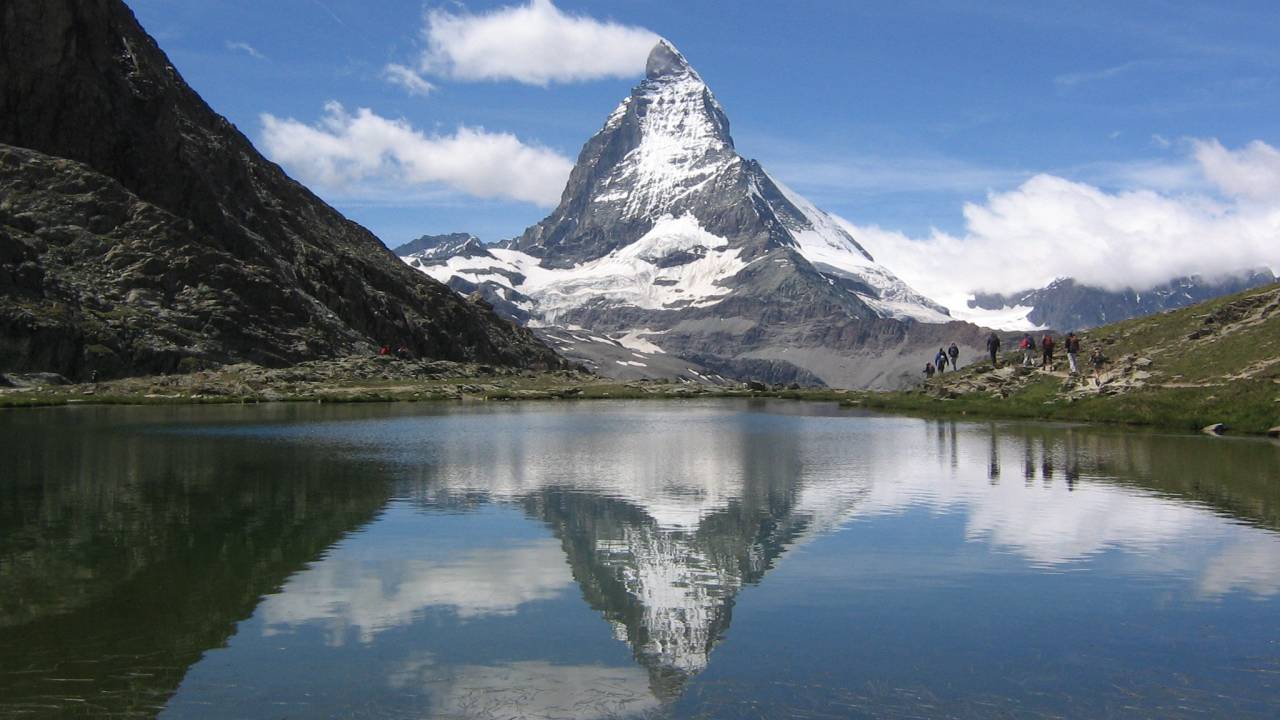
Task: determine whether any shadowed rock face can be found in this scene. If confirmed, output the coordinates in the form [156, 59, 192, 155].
[0, 0, 561, 379]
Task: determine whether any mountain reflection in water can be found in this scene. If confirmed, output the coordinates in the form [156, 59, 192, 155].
[1, 401, 1277, 718]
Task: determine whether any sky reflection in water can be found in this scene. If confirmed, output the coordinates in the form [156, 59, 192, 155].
[1, 400, 1277, 718]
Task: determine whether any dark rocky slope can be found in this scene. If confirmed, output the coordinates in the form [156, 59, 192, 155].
[0, 0, 560, 380]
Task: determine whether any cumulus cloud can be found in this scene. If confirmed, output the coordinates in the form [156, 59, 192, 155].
[259, 102, 572, 206]
[383, 63, 434, 97]
[838, 138, 1280, 304]
[417, 0, 659, 85]
[1192, 138, 1280, 201]
[259, 539, 574, 645]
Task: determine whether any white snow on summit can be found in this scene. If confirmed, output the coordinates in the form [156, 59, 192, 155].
[598, 72, 738, 221]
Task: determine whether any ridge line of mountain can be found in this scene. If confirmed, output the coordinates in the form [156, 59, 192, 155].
[0, 0, 562, 380]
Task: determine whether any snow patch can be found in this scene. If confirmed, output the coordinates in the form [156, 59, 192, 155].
[615, 329, 667, 354]
[943, 294, 1047, 331]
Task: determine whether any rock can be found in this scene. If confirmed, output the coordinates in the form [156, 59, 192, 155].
[1202, 423, 1227, 435]
[746, 381, 768, 392]
[1267, 426, 1280, 438]
[0, 0, 562, 382]
[1133, 357, 1153, 368]
[0, 372, 71, 388]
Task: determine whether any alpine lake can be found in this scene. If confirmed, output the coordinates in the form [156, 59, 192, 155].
[2, 399, 1278, 719]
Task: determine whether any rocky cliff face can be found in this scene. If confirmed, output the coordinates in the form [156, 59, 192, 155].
[404, 41, 983, 389]
[970, 271, 1277, 331]
[0, 0, 560, 380]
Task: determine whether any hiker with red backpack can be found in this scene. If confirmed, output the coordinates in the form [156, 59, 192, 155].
[1041, 333, 1055, 370]
[1019, 334, 1035, 367]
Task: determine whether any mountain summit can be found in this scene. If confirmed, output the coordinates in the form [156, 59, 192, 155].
[645, 39, 694, 80]
[406, 40, 979, 387]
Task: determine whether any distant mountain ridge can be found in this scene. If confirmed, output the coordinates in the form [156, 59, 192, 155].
[0, 0, 560, 379]
[969, 271, 1276, 331]
[402, 40, 985, 389]
[392, 233, 488, 260]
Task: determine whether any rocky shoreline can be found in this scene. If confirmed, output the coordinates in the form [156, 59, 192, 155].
[0, 356, 851, 408]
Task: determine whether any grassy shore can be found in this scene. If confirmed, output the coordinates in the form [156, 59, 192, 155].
[0, 357, 856, 410]
[845, 282, 1280, 436]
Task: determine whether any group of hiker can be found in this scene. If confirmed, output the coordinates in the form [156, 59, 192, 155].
[925, 331, 1108, 385]
[925, 343, 962, 378]
[924, 334, 1004, 378]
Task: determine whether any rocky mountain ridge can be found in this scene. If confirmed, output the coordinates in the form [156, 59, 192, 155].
[0, 0, 560, 380]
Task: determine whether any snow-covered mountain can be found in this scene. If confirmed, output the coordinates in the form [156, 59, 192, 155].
[403, 40, 985, 388]
[962, 270, 1277, 331]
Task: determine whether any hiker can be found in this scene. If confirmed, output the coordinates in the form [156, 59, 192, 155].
[378, 344, 390, 356]
[1090, 347, 1107, 386]
[948, 343, 960, 370]
[1020, 333, 1035, 367]
[1040, 333, 1055, 369]
[1065, 332, 1081, 374]
[986, 332, 1001, 367]
[935, 348, 949, 374]
[395, 345, 412, 360]
[925, 362, 936, 379]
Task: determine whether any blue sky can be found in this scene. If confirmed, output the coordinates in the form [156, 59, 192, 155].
[125, 0, 1279, 294]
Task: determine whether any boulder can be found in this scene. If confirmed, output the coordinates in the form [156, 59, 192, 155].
[1202, 423, 1227, 435]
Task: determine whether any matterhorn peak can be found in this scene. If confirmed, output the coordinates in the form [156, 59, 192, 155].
[645, 39, 696, 81]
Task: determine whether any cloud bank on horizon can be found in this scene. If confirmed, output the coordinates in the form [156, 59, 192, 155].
[843, 138, 1280, 303]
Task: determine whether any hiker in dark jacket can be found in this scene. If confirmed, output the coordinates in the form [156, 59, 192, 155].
[986, 332, 1000, 367]
[935, 348, 948, 374]
[1090, 347, 1107, 386]
[947, 343, 960, 370]
[925, 362, 936, 379]
[1065, 332, 1081, 374]
[1041, 334, 1055, 369]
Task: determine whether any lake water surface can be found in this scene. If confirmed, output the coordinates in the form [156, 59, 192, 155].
[2, 400, 1278, 718]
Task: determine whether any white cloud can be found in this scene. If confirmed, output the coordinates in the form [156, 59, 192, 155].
[259, 539, 574, 645]
[837, 138, 1280, 301]
[1192, 138, 1280, 201]
[226, 41, 265, 60]
[259, 102, 572, 206]
[382, 63, 434, 97]
[1054, 60, 1142, 87]
[417, 0, 658, 85]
